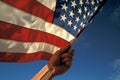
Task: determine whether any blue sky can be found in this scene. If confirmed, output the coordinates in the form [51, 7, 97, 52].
[0, 0, 120, 80]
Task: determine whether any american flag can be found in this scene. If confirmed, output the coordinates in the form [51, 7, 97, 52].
[0, 0, 107, 62]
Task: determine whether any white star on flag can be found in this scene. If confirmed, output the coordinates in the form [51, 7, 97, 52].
[71, 0, 77, 8]
[61, 3, 68, 11]
[60, 14, 67, 22]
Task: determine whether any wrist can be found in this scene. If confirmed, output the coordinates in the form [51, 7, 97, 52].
[31, 65, 55, 80]
[47, 65, 56, 78]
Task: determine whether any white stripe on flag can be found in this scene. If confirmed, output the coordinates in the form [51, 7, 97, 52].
[0, 1, 75, 42]
[36, 0, 56, 11]
[0, 39, 59, 54]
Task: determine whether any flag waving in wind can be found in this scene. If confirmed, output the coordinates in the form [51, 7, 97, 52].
[0, 0, 107, 62]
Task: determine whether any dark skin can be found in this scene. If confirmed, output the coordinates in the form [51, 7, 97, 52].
[48, 45, 74, 79]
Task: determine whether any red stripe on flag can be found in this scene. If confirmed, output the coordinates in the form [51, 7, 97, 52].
[2, 0, 54, 22]
[0, 21, 70, 48]
[0, 52, 52, 62]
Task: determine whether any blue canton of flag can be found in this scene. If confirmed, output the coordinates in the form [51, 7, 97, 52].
[53, 0, 106, 36]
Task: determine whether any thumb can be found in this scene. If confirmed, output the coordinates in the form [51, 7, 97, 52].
[57, 45, 71, 55]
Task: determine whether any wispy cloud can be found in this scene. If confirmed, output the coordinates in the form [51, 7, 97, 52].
[111, 5, 120, 28]
[113, 75, 120, 80]
[109, 59, 120, 80]
[113, 59, 120, 73]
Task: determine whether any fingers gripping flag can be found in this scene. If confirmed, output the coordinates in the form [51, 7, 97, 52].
[0, 0, 107, 62]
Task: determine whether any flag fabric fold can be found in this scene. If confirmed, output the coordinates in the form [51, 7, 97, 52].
[0, 0, 107, 62]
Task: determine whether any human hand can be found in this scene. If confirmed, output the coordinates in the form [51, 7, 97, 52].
[48, 45, 74, 77]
